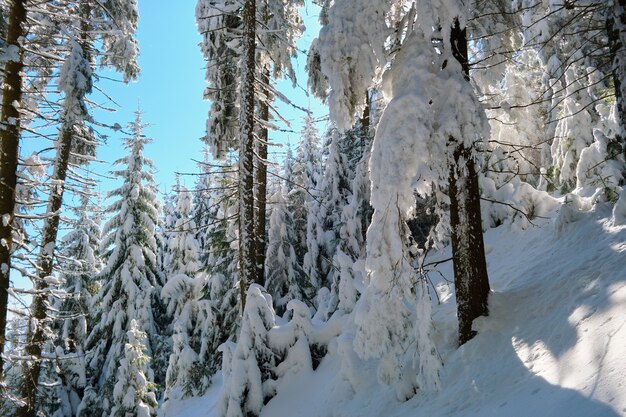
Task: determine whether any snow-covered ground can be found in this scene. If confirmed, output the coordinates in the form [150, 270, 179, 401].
[162, 204, 626, 417]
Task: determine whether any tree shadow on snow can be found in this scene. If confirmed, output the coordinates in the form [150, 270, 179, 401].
[439, 219, 626, 417]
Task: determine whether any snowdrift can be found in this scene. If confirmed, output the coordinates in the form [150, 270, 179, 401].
[162, 204, 626, 417]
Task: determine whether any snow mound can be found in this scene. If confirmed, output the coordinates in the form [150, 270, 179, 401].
[161, 206, 626, 417]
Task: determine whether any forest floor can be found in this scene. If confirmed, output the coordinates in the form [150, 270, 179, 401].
[161, 202, 626, 417]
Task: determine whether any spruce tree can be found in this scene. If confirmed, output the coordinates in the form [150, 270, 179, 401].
[51, 191, 102, 417]
[162, 187, 213, 399]
[81, 111, 166, 417]
[292, 114, 324, 300]
[264, 186, 306, 315]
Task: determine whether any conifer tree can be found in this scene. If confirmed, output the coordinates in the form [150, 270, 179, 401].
[81, 111, 166, 417]
[191, 163, 241, 378]
[264, 186, 306, 315]
[50, 190, 102, 417]
[292, 114, 324, 299]
[161, 187, 213, 399]
[218, 284, 277, 417]
[197, 0, 304, 304]
[109, 320, 158, 417]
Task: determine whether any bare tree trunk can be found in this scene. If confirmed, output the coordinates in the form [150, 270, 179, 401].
[608, 0, 626, 169]
[239, 0, 257, 311]
[0, 0, 27, 382]
[254, 67, 270, 286]
[449, 20, 491, 346]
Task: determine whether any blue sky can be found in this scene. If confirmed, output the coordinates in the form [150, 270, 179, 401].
[93, 0, 325, 196]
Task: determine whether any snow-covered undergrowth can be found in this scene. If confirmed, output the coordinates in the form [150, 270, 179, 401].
[162, 204, 626, 417]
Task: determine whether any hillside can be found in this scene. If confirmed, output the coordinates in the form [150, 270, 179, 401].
[162, 204, 626, 417]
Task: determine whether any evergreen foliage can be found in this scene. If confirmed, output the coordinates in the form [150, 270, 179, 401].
[82, 112, 167, 416]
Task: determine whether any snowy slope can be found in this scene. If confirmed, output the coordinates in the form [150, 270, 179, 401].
[162, 204, 626, 417]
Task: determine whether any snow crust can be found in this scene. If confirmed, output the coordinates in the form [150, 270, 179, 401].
[161, 206, 626, 417]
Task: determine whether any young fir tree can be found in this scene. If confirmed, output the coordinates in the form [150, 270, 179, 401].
[161, 187, 213, 399]
[49, 190, 102, 417]
[291, 114, 324, 300]
[328, 121, 374, 315]
[218, 284, 277, 417]
[159, 185, 179, 276]
[191, 162, 242, 377]
[264, 185, 306, 316]
[315, 127, 355, 312]
[109, 320, 158, 417]
[80, 112, 165, 417]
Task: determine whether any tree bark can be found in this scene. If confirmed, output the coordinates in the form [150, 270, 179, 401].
[254, 67, 270, 286]
[0, 0, 27, 382]
[449, 20, 491, 346]
[239, 0, 257, 311]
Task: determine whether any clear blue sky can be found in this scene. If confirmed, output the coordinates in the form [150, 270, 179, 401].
[94, 0, 325, 196]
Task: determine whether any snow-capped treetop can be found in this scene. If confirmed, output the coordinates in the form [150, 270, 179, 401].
[167, 186, 201, 278]
[84, 110, 166, 416]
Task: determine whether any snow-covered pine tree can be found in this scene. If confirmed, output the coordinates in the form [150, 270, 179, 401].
[292, 114, 324, 300]
[166, 187, 200, 279]
[254, 0, 304, 286]
[315, 127, 355, 314]
[109, 320, 158, 417]
[329, 120, 374, 315]
[196, 0, 241, 159]
[512, 1, 620, 198]
[218, 284, 277, 417]
[314, 0, 494, 395]
[50, 190, 102, 417]
[197, 0, 304, 302]
[193, 163, 242, 377]
[81, 111, 167, 417]
[10, 1, 140, 411]
[159, 185, 179, 277]
[161, 186, 214, 399]
[192, 149, 218, 271]
[264, 185, 307, 316]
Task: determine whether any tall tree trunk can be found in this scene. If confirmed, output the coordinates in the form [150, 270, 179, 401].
[449, 20, 491, 346]
[608, 0, 626, 169]
[18, 126, 74, 417]
[254, 67, 270, 286]
[239, 0, 257, 311]
[19, 6, 92, 412]
[0, 0, 27, 382]
[359, 90, 373, 245]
